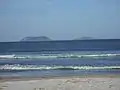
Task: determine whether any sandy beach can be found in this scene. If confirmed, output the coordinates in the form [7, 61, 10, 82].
[0, 75, 120, 90]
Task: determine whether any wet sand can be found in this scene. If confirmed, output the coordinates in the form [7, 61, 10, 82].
[0, 75, 120, 90]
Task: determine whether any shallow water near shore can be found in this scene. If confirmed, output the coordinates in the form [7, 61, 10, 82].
[0, 51, 120, 77]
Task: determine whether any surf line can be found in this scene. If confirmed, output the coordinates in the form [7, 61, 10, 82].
[0, 53, 120, 59]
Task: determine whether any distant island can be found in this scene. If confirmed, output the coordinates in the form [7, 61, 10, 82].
[20, 36, 94, 42]
[20, 36, 52, 41]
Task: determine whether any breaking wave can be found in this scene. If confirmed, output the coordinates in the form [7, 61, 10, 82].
[0, 53, 120, 59]
[0, 64, 120, 71]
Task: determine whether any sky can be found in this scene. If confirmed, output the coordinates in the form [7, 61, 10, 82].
[0, 0, 120, 41]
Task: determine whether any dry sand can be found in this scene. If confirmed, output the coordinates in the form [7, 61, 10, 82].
[0, 75, 120, 90]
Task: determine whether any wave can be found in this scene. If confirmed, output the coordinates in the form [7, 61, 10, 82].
[0, 64, 120, 71]
[0, 53, 120, 59]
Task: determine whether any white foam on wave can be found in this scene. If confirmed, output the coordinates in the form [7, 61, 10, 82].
[0, 53, 120, 59]
[0, 55, 15, 58]
[0, 64, 120, 70]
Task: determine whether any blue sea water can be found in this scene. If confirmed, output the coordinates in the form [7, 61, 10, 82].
[0, 51, 120, 77]
[0, 40, 120, 77]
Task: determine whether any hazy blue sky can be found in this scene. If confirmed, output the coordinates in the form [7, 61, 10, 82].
[0, 0, 120, 41]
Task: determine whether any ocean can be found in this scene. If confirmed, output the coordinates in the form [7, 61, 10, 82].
[0, 40, 120, 77]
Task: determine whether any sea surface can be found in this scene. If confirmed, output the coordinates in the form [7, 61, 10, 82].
[0, 51, 120, 77]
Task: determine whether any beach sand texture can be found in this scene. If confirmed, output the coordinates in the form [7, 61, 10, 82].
[0, 77, 120, 90]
